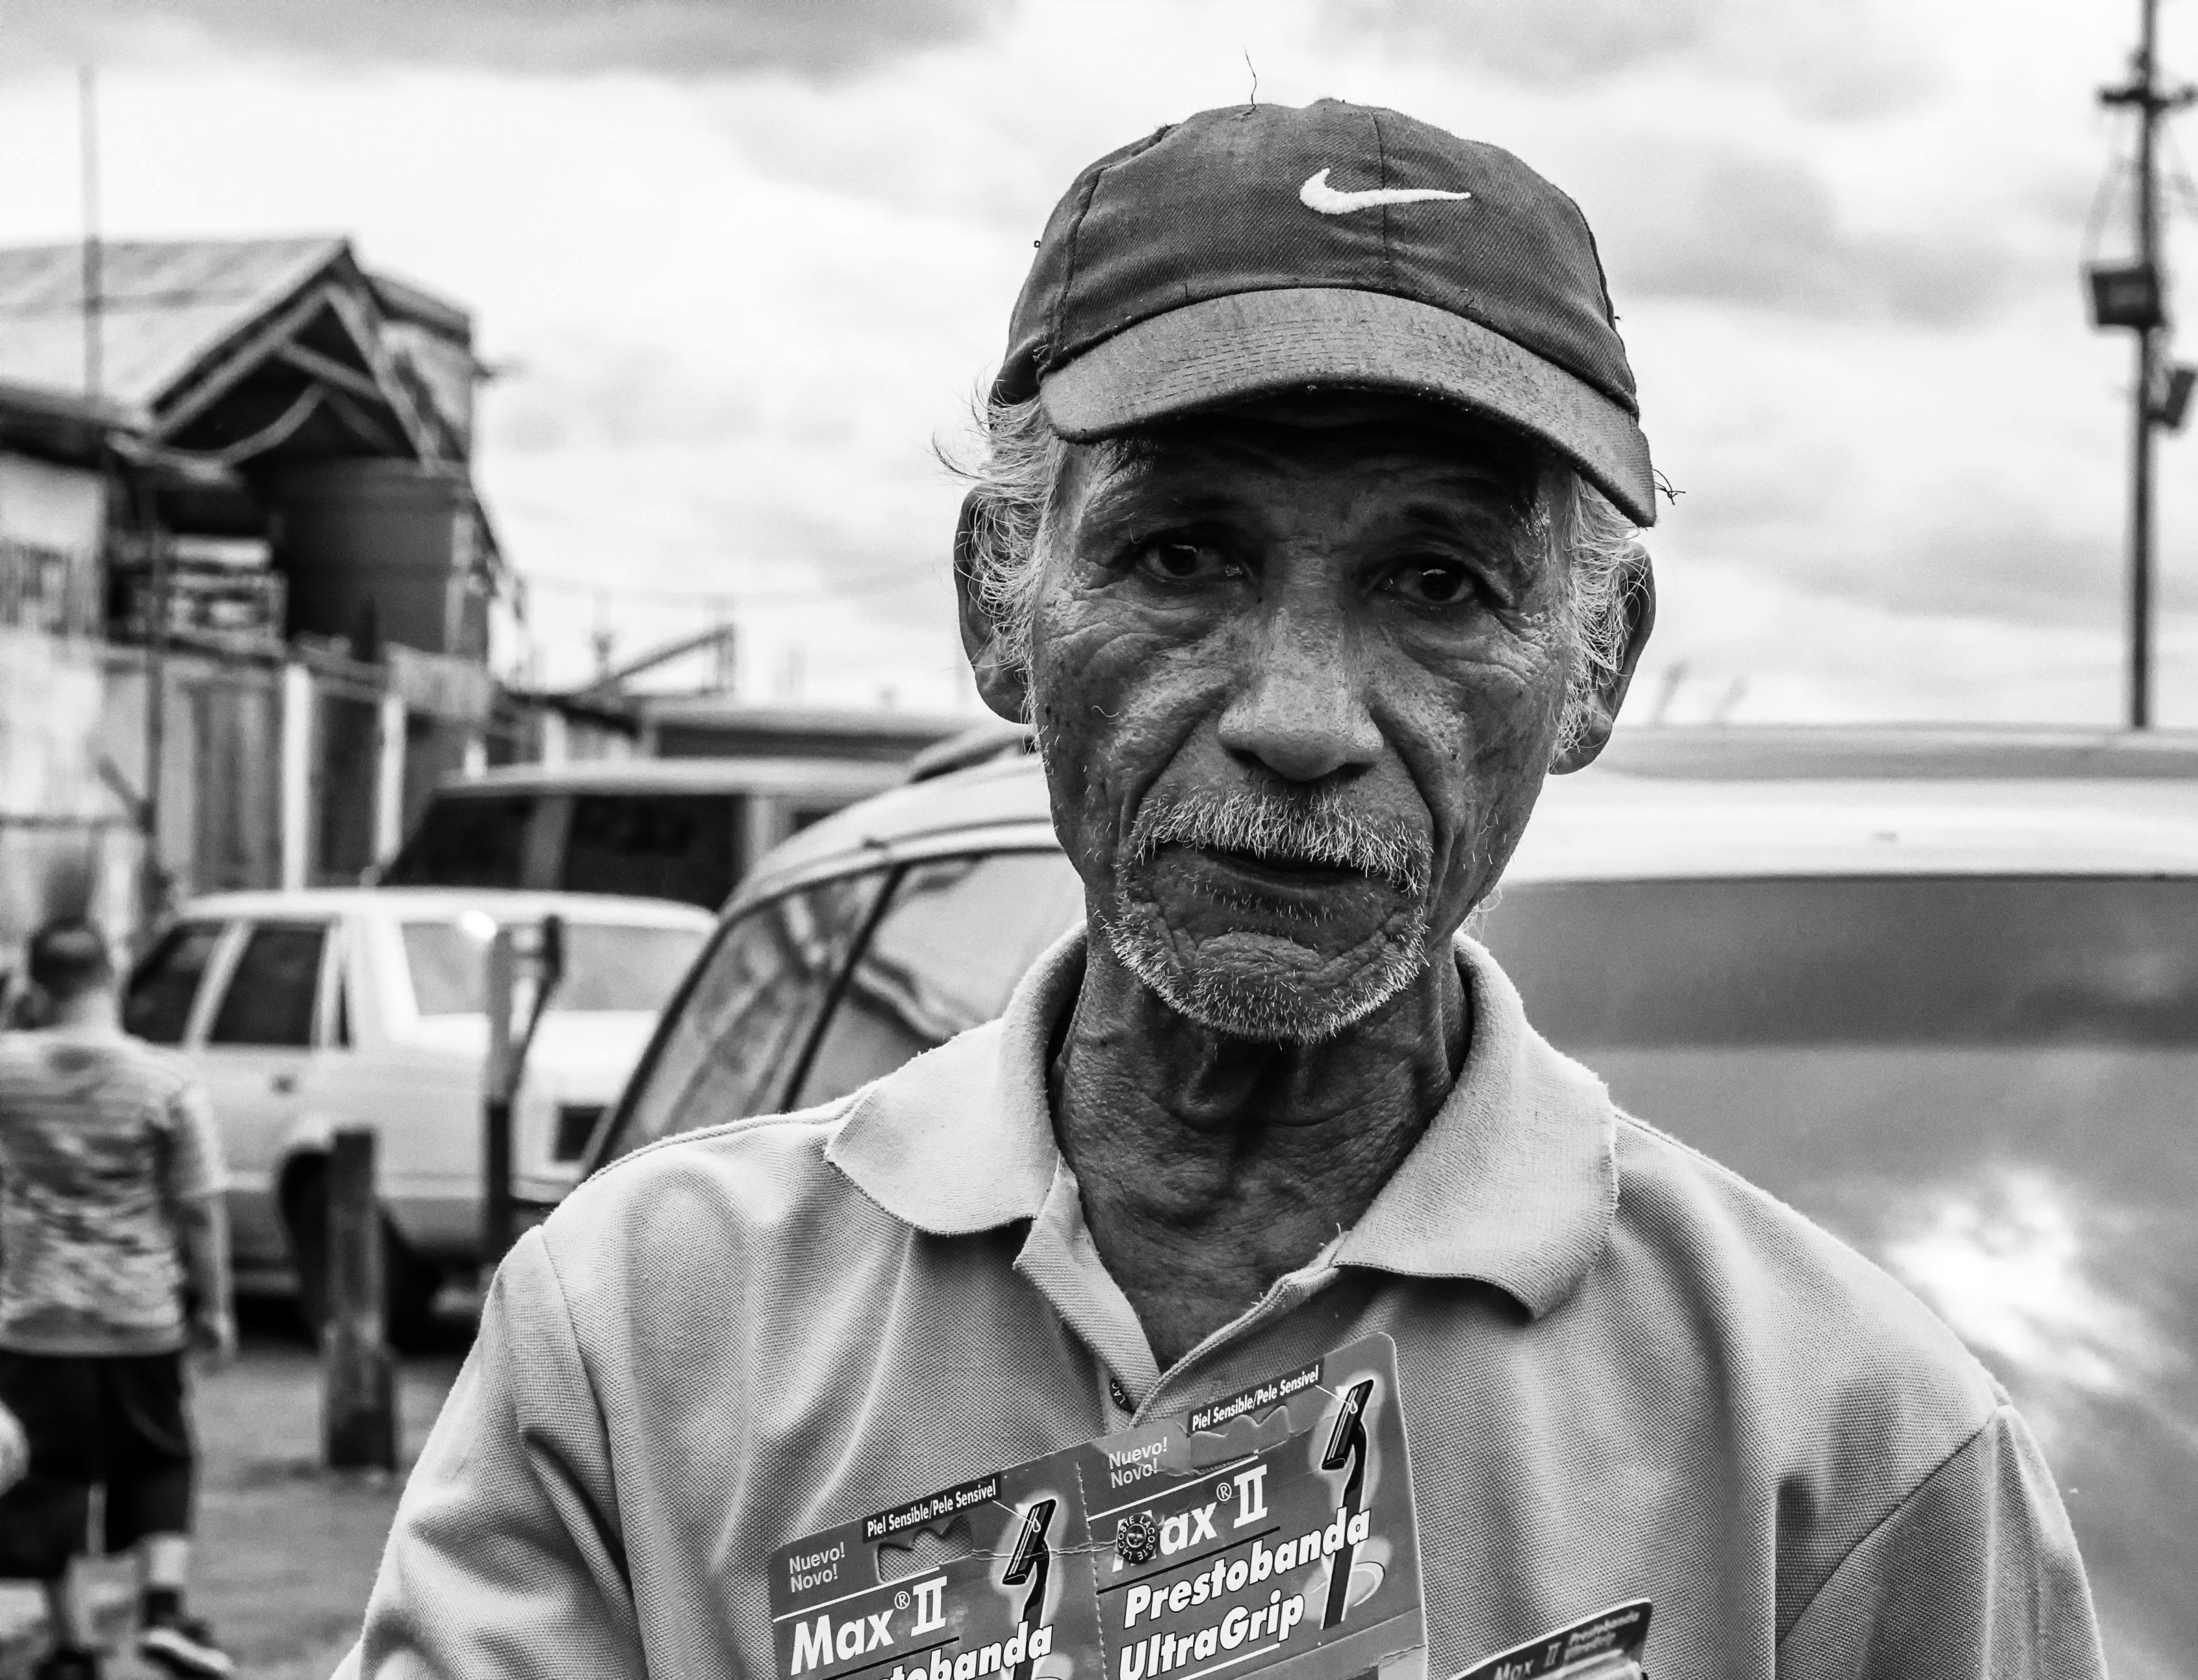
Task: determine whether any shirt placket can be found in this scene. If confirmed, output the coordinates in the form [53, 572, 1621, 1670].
[1015, 1156, 1353, 1426]
[1142, 1238, 1351, 1420]
[1014, 1156, 1160, 1425]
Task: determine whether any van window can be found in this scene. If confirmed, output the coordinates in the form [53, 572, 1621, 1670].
[1477, 874, 2198, 1046]
[563, 793, 739, 910]
[383, 795, 536, 889]
[791, 852, 1085, 1108]
[601, 872, 889, 1162]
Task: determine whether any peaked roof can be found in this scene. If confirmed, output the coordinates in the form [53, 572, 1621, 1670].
[0, 236, 356, 417]
[0, 234, 501, 581]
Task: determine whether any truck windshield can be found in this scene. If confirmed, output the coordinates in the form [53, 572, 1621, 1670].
[402, 920, 706, 1016]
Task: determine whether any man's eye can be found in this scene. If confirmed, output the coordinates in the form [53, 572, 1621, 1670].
[1133, 541, 1233, 584]
[1387, 561, 1479, 607]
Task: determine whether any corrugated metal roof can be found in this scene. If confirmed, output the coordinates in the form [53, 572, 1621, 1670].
[0, 236, 347, 413]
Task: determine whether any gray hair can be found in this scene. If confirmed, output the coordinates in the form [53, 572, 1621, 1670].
[950, 394, 1649, 758]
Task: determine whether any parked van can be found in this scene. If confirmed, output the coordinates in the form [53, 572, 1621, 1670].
[377, 757, 903, 911]
[580, 726, 2198, 1680]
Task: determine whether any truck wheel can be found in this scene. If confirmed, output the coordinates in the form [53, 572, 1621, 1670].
[281, 1161, 442, 1351]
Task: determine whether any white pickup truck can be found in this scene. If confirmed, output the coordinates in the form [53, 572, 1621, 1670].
[123, 887, 711, 1343]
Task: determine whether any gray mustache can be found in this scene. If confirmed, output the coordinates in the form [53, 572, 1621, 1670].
[1129, 791, 1431, 897]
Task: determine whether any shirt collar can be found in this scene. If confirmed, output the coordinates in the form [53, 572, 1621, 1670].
[825, 929, 1083, 1234]
[826, 926, 1618, 1318]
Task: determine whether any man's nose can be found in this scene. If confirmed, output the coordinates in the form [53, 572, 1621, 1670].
[1215, 603, 1383, 784]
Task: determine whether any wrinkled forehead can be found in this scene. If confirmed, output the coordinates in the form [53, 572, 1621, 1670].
[1055, 392, 1548, 524]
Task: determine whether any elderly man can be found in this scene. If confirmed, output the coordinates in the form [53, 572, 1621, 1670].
[344, 103, 2099, 1679]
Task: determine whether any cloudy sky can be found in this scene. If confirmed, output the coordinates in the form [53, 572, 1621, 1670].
[4, 0, 2197, 723]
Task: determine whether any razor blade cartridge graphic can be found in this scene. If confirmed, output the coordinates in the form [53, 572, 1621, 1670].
[1320, 1379, 1376, 1629]
[1322, 1379, 1374, 1476]
[1003, 1498, 1055, 1680]
[1002, 1499, 1054, 1588]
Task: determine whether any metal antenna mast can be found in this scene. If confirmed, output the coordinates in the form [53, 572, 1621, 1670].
[2093, 0, 2197, 728]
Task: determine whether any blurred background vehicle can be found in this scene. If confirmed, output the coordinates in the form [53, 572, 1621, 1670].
[127, 886, 710, 1343]
[583, 723, 2198, 1680]
[375, 757, 910, 911]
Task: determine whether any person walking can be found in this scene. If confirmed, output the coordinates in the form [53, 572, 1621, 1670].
[0, 918, 235, 1680]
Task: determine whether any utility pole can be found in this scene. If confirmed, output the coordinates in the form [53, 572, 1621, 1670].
[2094, 0, 2197, 728]
[79, 66, 101, 400]
[81, 69, 170, 939]
[590, 591, 615, 686]
[708, 596, 738, 694]
[135, 478, 169, 942]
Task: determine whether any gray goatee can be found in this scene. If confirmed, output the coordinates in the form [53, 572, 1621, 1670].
[1101, 789, 1436, 1044]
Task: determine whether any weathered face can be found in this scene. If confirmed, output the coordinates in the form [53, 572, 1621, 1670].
[974, 398, 1620, 1042]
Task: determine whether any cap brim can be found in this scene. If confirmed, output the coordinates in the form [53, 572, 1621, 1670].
[1038, 287, 1657, 527]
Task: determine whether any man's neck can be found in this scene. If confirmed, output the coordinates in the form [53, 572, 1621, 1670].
[1049, 939, 1468, 1373]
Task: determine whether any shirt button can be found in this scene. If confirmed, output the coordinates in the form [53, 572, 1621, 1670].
[1108, 1377, 1132, 1411]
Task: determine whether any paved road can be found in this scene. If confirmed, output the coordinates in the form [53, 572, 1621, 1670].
[1, 1303, 466, 1679]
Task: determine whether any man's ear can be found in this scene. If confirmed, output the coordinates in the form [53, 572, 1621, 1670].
[952, 490, 1032, 723]
[1550, 559, 1656, 774]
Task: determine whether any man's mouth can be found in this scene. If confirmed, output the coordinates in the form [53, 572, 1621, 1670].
[1173, 844, 1377, 895]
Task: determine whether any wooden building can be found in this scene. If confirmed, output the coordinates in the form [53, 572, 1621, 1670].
[0, 236, 502, 965]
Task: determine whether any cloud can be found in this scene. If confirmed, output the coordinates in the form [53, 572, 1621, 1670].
[0, 0, 2175, 719]
[1590, 142, 2013, 326]
[1880, 518, 2115, 623]
[483, 334, 763, 455]
[1634, 551, 2198, 727]
[1322, 0, 1717, 84]
[0, 0, 1008, 79]
[1321, 0, 1941, 120]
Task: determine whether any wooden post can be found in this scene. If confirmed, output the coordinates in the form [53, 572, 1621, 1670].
[372, 689, 407, 867]
[279, 661, 314, 890]
[322, 1127, 398, 1472]
[538, 706, 569, 767]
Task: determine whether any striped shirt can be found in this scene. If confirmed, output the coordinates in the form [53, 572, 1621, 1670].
[0, 1029, 225, 1355]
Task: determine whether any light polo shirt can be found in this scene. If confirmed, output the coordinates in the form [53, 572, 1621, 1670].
[343, 932, 2102, 1680]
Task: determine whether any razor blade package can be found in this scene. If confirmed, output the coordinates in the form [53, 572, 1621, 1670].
[769, 1334, 1425, 1680]
[1450, 1602, 1650, 1680]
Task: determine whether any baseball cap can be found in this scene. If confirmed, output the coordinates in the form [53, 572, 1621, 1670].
[995, 99, 1657, 526]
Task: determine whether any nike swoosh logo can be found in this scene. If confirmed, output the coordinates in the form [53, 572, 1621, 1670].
[1299, 168, 1473, 215]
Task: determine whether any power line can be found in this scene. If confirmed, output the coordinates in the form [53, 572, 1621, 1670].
[2160, 122, 2198, 223]
[513, 560, 944, 609]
